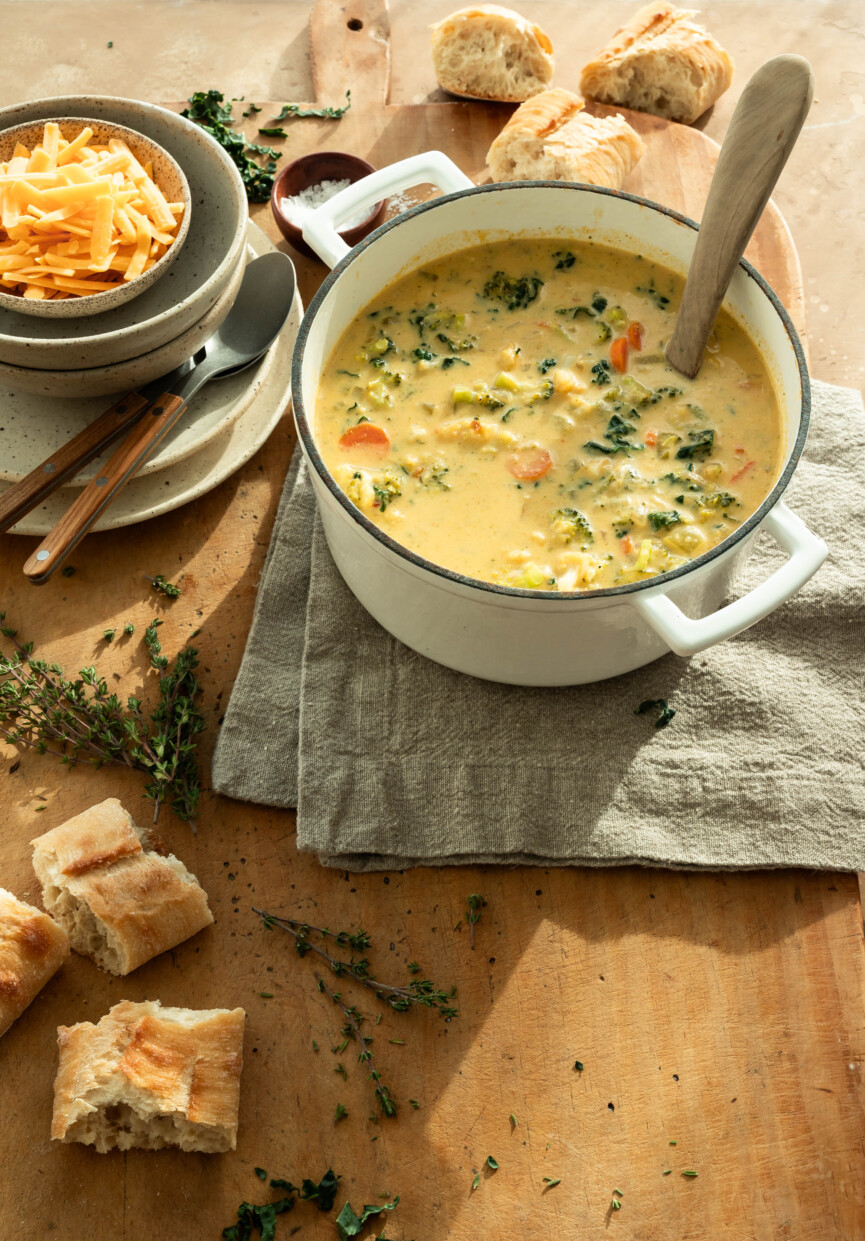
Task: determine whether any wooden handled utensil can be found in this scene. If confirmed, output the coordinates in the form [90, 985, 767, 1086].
[666, 54, 814, 379]
[15, 251, 297, 583]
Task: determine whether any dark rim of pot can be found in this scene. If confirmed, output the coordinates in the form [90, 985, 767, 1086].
[292, 180, 810, 603]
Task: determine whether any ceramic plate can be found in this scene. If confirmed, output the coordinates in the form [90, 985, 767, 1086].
[3, 279, 301, 535]
[0, 224, 280, 482]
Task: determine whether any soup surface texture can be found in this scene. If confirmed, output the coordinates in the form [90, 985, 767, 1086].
[315, 239, 783, 591]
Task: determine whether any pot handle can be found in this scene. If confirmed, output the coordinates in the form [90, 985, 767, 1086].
[628, 501, 827, 657]
[301, 151, 475, 269]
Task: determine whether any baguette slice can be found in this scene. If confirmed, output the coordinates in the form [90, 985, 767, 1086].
[0, 887, 69, 1038]
[580, 1, 733, 125]
[487, 88, 645, 188]
[31, 798, 213, 976]
[431, 5, 554, 102]
[52, 999, 245, 1152]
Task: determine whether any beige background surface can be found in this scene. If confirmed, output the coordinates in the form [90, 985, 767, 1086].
[2, 0, 863, 392]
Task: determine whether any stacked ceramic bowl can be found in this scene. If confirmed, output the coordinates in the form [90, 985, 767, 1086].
[0, 96, 249, 397]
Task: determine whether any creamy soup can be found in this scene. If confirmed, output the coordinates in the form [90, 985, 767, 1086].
[315, 239, 784, 591]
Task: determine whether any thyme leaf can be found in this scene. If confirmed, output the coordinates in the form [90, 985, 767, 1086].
[272, 91, 351, 122]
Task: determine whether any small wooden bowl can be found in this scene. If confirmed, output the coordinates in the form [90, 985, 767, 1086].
[270, 152, 387, 261]
[0, 117, 191, 318]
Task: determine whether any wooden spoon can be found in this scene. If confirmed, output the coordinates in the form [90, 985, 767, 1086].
[666, 55, 814, 378]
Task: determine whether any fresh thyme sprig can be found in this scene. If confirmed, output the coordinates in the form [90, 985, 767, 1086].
[255, 908, 457, 1118]
[253, 910, 458, 1017]
[466, 893, 487, 949]
[146, 573, 182, 599]
[0, 614, 203, 826]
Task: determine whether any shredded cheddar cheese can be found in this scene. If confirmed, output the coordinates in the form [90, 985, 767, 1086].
[0, 123, 185, 301]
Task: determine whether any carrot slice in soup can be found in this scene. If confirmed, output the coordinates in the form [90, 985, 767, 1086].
[627, 321, 644, 349]
[507, 448, 553, 480]
[610, 337, 629, 373]
[339, 423, 390, 450]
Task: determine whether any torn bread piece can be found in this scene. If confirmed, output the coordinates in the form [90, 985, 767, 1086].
[52, 999, 245, 1152]
[431, 5, 554, 102]
[0, 887, 69, 1038]
[31, 798, 212, 976]
[487, 88, 645, 188]
[579, 1, 733, 125]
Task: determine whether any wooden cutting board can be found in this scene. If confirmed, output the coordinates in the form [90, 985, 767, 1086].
[0, 3, 862, 1239]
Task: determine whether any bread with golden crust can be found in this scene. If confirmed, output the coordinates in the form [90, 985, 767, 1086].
[431, 5, 554, 102]
[52, 999, 245, 1152]
[0, 887, 69, 1038]
[31, 798, 212, 976]
[487, 88, 645, 188]
[579, 1, 733, 125]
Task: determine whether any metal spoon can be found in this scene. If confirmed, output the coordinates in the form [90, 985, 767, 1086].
[666, 55, 814, 378]
[22, 251, 297, 583]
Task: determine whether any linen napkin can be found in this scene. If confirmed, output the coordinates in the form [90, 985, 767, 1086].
[212, 380, 865, 871]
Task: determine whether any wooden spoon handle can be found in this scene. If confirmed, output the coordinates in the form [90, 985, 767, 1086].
[666, 55, 814, 378]
[0, 390, 153, 534]
[22, 391, 187, 583]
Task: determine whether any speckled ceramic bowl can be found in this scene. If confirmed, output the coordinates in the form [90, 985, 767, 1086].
[0, 95, 248, 368]
[0, 239, 248, 397]
[0, 117, 192, 319]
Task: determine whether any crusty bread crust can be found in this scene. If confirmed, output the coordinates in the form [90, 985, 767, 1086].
[579, 1, 733, 125]
[0, 887, 69, 1038]
[31, 798, 213, 976]
[431, 4, 554, 103]
[487, 88, 644, 189]
[52, 999, 245, 1152]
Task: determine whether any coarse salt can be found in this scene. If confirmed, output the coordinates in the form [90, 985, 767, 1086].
[280, 179, 372, 231]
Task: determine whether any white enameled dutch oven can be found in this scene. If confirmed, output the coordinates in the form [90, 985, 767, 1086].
[291, 152, 827, 687]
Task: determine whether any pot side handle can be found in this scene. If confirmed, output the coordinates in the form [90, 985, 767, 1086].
[628, 501, 827, 657]
[301, 151, 475, 269]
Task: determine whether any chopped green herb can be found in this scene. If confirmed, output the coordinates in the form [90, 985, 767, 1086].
[465, 893, 486, 948]
[592, 293, 608, 313]
[388, 1039, 405, 1045]
[258, 127, 288, 138]
[542, 1177, 561, 1190]
[222, 1168, 340, 1241]
[312, 1040, 319, 1052]
[663, 1170, 672, 1175]
[682, 1170, 699, 1178]
[123, 622, 135, 636]
[441, 355, 470, 369]
[635, 699, 675, 729]
[669, 1140, 678, 1146]
[471, 1173, 481, 1191]
[482, 271, 544, 311]
[556, 303, 596, 320]
[611, 1199, 622, 1211]
[334, 1063, 347, 1080]
[272, 91, 351, 122]
[334, 1103, 348, 1123]
[372, 476, 401, 513]
[538, 357, 557, 374]
[102, 629, 115, 643]
[409, 1099, 419, 1109]
[487, 1156, 499, 1171]
[242, 104, 262, 117]
[410, 347, 435, 362]
[553, 250, 576, 270]
[181, 91, 280, 201]
[613, 1189, 623, 1196]
[147, 573, 182, 598]
[574, 1060, 584, 1072]
[509, 1114, 518, 1127]
[60, 566, 76, 578]
[259, 991, 274, 999]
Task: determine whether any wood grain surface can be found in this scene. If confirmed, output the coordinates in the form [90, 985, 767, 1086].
[0, 3, 862, 1239]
